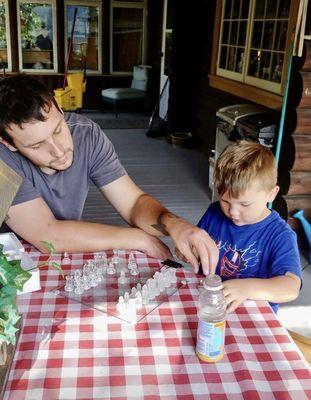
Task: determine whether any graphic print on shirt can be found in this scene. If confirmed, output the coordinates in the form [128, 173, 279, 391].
[217, 240, 262, 278]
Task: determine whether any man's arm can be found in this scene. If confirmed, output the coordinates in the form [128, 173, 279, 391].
[5, 196, 171, 259]
[101, 175, 219, 274]
[222, 273, 301, 313]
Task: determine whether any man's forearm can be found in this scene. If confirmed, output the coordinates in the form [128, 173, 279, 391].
[130, 193, 182, 237]
[29, 219, 147, 254]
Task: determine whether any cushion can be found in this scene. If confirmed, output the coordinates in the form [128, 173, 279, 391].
[102, 88, 146, 100]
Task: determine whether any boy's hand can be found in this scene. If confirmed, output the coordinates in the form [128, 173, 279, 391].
[222, 280, 251, 313]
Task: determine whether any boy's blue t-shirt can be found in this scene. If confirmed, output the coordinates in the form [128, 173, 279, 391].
[198, 202, 302, 312]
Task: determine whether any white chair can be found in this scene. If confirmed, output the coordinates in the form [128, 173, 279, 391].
[101, 65, 149, 117]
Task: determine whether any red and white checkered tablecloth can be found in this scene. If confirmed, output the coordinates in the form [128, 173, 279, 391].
[4, 245, 311, 400]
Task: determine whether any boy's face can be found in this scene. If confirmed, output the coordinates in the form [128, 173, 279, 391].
[219, 180, 279, 226]
[0, 102, 74, 175]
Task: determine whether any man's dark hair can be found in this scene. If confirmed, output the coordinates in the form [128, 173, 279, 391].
[0, 75, 57, 145]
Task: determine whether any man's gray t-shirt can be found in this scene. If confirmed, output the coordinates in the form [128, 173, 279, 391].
[0, 113, 126, 220]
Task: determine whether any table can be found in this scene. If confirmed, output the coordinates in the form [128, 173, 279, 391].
[4, 245, 311, 400]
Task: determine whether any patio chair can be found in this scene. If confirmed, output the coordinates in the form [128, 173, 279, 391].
[101, 65, 149, 117]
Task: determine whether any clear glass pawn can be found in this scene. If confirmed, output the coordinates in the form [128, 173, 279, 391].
[62, 252, 71, 265]
[107, 261, 116, 275]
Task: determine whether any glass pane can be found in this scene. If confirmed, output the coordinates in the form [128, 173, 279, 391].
[238, 21, 247, 46]
[227, 46, 236, 71]
[229, 21, 238, 45]
[271, 52, 283, 82]
[266, 0, 277, 18]
[224, 0, 232, 19]
[262, 21, 275, 49]
[254, 0, 265, 19]
[66, 4, 100, 72]
[0, 2, 8, 70]
[258, 51, 271, 80]
[113, 7, 143, 72]
[274, 20, 287, 51]
[232, 0, 240, 19]
[219, 45, 228, 69]
[248, 49, 261, 77]
[235, 48, 244, 73]
[19, 3, 55, 70]
[241, 0, 250, 19]
[278, 0, 290, 18]
[222, 21, 230, 44]
[251, 21, 263, 48]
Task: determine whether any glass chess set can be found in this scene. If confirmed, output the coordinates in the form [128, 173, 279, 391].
[56, 250, 187, 324]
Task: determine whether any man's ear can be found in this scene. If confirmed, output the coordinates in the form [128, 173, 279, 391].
[0, 137, 18, 152]
[268, 185, 280, 202]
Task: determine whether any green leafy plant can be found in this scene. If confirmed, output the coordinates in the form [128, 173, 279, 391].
[0, 241, 63, 348]
[20, 4, 42, 48]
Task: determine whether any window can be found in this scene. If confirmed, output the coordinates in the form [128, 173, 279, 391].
[0, 1, 11, 72]
[17, 0, 58, 73]
[216, 0, 292, 94]
[65, 1, 102, 74]
[111, 1, 147, 74]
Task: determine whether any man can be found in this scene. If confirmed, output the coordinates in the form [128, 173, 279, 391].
[0, 75, 218, 275]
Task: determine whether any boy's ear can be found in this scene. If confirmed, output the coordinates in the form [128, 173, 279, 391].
[0, 137, 18, 152]
[268, 185, 280, 202]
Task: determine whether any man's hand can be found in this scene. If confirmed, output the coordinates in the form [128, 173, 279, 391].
[165, 217, 219, 275]
[135, 230, 172, 260]
[222, 279, 250, 313]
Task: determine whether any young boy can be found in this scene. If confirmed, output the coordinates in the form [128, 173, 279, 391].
[197, 141, 301, 313]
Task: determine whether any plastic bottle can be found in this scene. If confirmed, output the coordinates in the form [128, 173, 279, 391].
[196, 274, 226, 362]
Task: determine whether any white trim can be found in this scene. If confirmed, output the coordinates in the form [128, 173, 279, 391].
[216, 67, 244, 82]
[110, 2, 147, 74]
[17, 0, 58, 73]
[244, 75, 282, 94]
[0, 0, 12, 72]
[64, 0, 102, 74]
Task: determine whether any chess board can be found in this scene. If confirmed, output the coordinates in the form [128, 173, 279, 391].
[56, 253, 186, 324]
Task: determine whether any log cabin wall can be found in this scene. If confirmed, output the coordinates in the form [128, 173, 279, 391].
[286, 36, 311, 246]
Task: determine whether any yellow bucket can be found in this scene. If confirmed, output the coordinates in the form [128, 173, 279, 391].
[54, 73, 86, 111]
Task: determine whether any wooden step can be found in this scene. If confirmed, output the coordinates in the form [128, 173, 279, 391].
[287, 171, 311, 195]
[288, 330, 311, 366]
[292, 135, 311, 171]
[297, 71, 311, 108]
[293, 109, 311, 134]
[302, 40, 311, 71]
[285, 195, 311, 219]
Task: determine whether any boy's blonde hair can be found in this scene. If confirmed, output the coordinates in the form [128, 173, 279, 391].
[215, 140, 277, 197]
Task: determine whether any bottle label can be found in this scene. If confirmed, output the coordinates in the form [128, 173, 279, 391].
[196, 319, 226, 362]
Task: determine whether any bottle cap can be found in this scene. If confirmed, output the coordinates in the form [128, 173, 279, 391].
[203, 274, 223, 290]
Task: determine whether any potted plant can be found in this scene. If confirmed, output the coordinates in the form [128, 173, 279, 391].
[0, 241, 63, 366]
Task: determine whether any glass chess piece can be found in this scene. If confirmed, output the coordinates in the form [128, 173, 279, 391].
[62, 252, 71, 265]
[118, 270, 129, 285]
[107, 261, 116, 275]
[112, 249, 121, 265]
[64, 275, 74, 292]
